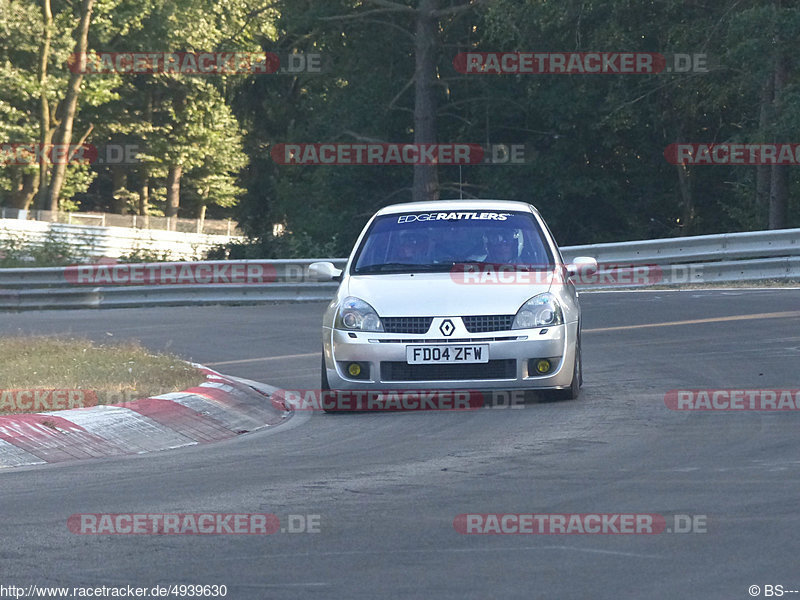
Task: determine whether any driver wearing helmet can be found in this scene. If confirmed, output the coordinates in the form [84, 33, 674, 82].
[483, 228, 520, 264]
[392, 229, 431, 263]
[437, 224, 486, 263]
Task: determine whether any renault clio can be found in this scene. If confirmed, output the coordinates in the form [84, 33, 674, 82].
[309, 200, 597, 402]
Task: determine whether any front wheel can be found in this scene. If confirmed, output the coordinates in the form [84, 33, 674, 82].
[321, 352, 330, 391]
[321, 352, 341, 413]
[542, 337, 581, 402]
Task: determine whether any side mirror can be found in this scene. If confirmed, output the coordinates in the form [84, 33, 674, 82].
[308, 261, 343, 281]
[566, 256, 598, 278]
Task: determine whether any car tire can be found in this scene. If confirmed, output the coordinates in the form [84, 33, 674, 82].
[543, 336, 581, 402]
[321, 352, 340, 414]
[321, 352, 330, 391]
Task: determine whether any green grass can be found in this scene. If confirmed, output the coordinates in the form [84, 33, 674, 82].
[0, 336, 207, 414]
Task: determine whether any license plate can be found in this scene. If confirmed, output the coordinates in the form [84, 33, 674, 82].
[406, 344, 489, 364]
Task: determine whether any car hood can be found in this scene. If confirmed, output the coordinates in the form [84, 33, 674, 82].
[344, 272, 556, 316]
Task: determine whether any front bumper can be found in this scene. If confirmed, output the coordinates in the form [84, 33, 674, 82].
[323, 322, 578, 391]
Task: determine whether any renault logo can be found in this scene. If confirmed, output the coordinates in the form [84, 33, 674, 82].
[439, 319, 455, 336]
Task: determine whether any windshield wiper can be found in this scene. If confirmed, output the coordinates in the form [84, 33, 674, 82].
[454, 260, 551, 271]
[354, 263, 446, 274]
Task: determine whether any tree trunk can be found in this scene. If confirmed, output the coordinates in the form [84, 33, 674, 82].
[111, 166, 127, 213]
[198, 202, 207, 234]
[768, 4, 788, 229]
[769, 164, 788, 229]
[755, 75, 773, 229]
[45, 0, 95, 212]
[36, 0, 53, 212]
[674, 125, 694, 232]
[675, 163, 694, 232]
[165, 164, 182, 230]
[411, 0, 439, 203]
[9, 169, 39, 210]
[139, 168, 150, 217]
[138, 89, 153, 218]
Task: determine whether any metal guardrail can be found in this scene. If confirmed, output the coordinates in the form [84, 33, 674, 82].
[0, 283, 341, 311]
[0, 229, 798, 310]
[0, 259, 343, 289]
[560, 228, 800, 266]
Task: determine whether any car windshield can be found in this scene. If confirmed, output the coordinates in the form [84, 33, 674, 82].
[352, 210, 554, 274]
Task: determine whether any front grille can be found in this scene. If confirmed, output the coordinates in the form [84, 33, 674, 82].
[382, 317, 433, 334]
[462, 315, 515, 333]
[381, 360, 516, 381]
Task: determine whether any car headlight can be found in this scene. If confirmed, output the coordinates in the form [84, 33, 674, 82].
[335, 297, 384, 332]
[512, 293, 564, 329]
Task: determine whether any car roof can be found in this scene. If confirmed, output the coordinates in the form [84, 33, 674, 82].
[375, 199, 538, 215]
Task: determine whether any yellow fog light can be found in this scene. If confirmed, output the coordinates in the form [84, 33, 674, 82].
[535, 359, 551, 374]
[348, 363, 362, 377]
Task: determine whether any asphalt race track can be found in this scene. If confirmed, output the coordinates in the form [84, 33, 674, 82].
[1, 289, 799, 600]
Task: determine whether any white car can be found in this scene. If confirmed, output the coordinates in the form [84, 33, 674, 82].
[309, 200, 597, 403]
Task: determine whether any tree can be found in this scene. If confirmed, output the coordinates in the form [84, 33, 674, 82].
[45, 0, 96, 212]
[0, 0, 116, 211]
[72, 0, 261, 222]
[321, 0, 484, 202]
